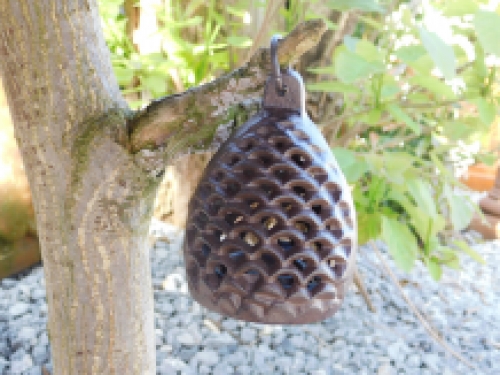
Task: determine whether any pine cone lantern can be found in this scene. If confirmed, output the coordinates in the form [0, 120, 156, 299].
[184, 36, 357, 324]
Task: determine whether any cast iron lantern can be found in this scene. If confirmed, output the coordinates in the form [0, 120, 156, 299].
[184, 36, 357, 324]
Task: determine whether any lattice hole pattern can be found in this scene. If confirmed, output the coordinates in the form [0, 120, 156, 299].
[185, 111, 357, 324]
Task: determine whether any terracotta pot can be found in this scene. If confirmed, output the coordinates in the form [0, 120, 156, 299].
[460, 163, 497, 192]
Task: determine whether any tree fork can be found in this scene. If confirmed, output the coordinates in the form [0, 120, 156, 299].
[0, 1, 327, 374]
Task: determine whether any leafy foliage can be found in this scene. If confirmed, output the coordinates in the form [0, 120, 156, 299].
[97, 0, 496, 279]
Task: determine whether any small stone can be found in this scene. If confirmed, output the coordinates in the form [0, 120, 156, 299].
[406, 354, 421, 368]
[212, 363, 234, 375]
[24, 367, 42, 375]
[204, 332, 237, 347]
[32, 289, 46, 300]
[17, 326, 38, 344]
[31, 345, 49, 365]
[10, 353, 33, 374]
[9, 303, 30, 318]
[290, 334, 305, 348]
[221, 319, 238, 331]
[195, 350, 219, 366]
[1, 278, 16, 288]
[225, 352, 246, 366]
[38, 332, 49, 346]
[240, 328, 256, 343]
[0, 357, 7, 375]
[176, 330, 202, 346]
[160, 358, 188, 373]
[235, 365, 253, 375]
[387, 342, 401, 359]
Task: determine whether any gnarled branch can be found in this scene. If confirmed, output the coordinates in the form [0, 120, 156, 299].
[127, 19, 328, 169]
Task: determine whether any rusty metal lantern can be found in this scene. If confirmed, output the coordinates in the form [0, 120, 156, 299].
[184, 36, 357, 324]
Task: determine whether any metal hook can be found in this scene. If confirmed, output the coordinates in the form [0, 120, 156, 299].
[270, 35, 286, 95]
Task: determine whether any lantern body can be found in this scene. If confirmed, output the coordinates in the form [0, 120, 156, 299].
[184, 68, 357, 324]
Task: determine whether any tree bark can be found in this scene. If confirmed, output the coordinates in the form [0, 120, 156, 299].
[0, 1, 156, 374]
[0, 1, 327, 373]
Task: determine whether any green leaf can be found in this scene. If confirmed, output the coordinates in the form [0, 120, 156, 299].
[419, 28, 456, 80]
[306, 81, 358, 94]
[473, 97, 496, 126]
[454, 240, 486, 264]
[380, 82, 400, 99]
[142, 75, 166, 96]
[358, 212, 382, 245]
[386, 104, 421, 135]
[426, 257, 442, 281]
[406, 179, 437, 218]
[356, 39, 385, 63]
[442, 0, 479, 16]
[331, 148, 368, 183]
[409, 75, 455, 99]
[327, 0, 384, 12]
[335, 49, 385, 83]
[474, 11, 500, 57]
[476, 152, 497, 166]
[443, 184, 474, 231]
[394, 45, 427, 63]
[381, 217, 418, 272]
[113, 66, 134, 86]
[226, 36, 253, 48]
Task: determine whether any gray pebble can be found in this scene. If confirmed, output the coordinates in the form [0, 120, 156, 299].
[195, 350, 219, 366]
[240, 327, 256, 343]
[9, 303, 30, 318]
[9, 353, 33, 375]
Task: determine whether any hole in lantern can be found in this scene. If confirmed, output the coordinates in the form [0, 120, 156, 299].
[275, 142, 286, 151]
[313, 242, 322, 252]
[292, 185, 307, 199]
[225, 212, 244, 225]
[325, 183, 342, 203]
[293, 258, 308, 271]
[228, 155, 240, 166]
[291, 153, 308, 168]
[242, 168, 254, 180]
[274, 168, 289, 182]
[259, 155, 273, 167]
[214, 171, 224, 181]
[201, 244, 211, 257]
[294, 221, 310, 234]
[197, 212, 209, 227]
[278, 274, 295, 290]
[214, 264, 227, 279]
[245, 268, 259, 275]
[277, 236, 294, 251]
[240, 141, 254, 151]
[325, 219, 343, 239]
[261, 216, 278, 230]
[247, 200, 260, 210]
[280, 200, 296, 213]
[311, 204, 322, 216]
[260, 184, 276, 198]
[229, 250, 245, 261]
[224, 181, 240, 196]
[307, 276, 321, 292]
[208, 197, 224, 214]
[199, 184, 211, 198]
[240, 231, 259, 247]
[215, 229, 227, 242]
[261, 253, 277, 267]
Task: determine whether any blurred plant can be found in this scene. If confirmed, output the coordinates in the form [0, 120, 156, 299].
[98, 0, 252, 108]
[307, 0, 499, 279]
[97, 0, 499, 280]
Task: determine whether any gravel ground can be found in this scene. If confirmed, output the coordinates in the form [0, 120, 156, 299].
[0, 219, 498, 375]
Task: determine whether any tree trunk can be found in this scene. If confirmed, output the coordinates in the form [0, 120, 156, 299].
[0, 1, 327, 372]
[0, 1, 157, 373]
